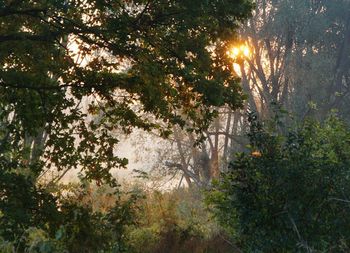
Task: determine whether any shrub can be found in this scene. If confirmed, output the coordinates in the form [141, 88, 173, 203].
[207, 114, 350, 252]
[127, 188, 235, 253]
[0, 182, 139, 253]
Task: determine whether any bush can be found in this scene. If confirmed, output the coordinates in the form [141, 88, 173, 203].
[207, 114, 350, 252]
[127, 188, 235, 253]
[0, 182, 139, 253]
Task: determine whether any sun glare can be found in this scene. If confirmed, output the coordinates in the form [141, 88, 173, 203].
[228, 44, 251, 59]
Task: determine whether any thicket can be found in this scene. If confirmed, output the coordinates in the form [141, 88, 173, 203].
[0, 181, 139, 253]
[127, 187, 235, 253]
[207, 114, 350, 252]
[0, 181, 238, 253]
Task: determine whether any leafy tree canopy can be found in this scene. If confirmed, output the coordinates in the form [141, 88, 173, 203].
[0, 0, 252, 182]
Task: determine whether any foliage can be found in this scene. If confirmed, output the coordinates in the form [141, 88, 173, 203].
[207, 113, 350, 252]
[0, 0, 253, 175]
[127, 187, 236, 253]
[0, 182, 140, 253]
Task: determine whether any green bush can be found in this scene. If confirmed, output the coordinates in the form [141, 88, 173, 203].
[127, 188, 234, 253]
[0, 182, 139, 253]
[207, 114, 350, 252]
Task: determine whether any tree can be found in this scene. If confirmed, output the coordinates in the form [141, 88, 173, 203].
[207, 114, 350, 252]
[235, 0, 350, 120]
[0, 0, 253, 245]
[148, 107, 247, 188]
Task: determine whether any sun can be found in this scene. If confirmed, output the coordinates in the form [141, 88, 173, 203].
[228, 44, 251, 59]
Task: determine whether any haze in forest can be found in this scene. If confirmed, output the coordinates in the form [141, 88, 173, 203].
[1, 0, 350, 252]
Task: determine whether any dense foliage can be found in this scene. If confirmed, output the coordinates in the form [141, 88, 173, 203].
[207, 114, 350, 252]
[0, 182, 139, 252]
[127, 187, 234, 253]
[0, 0, 253, 187]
